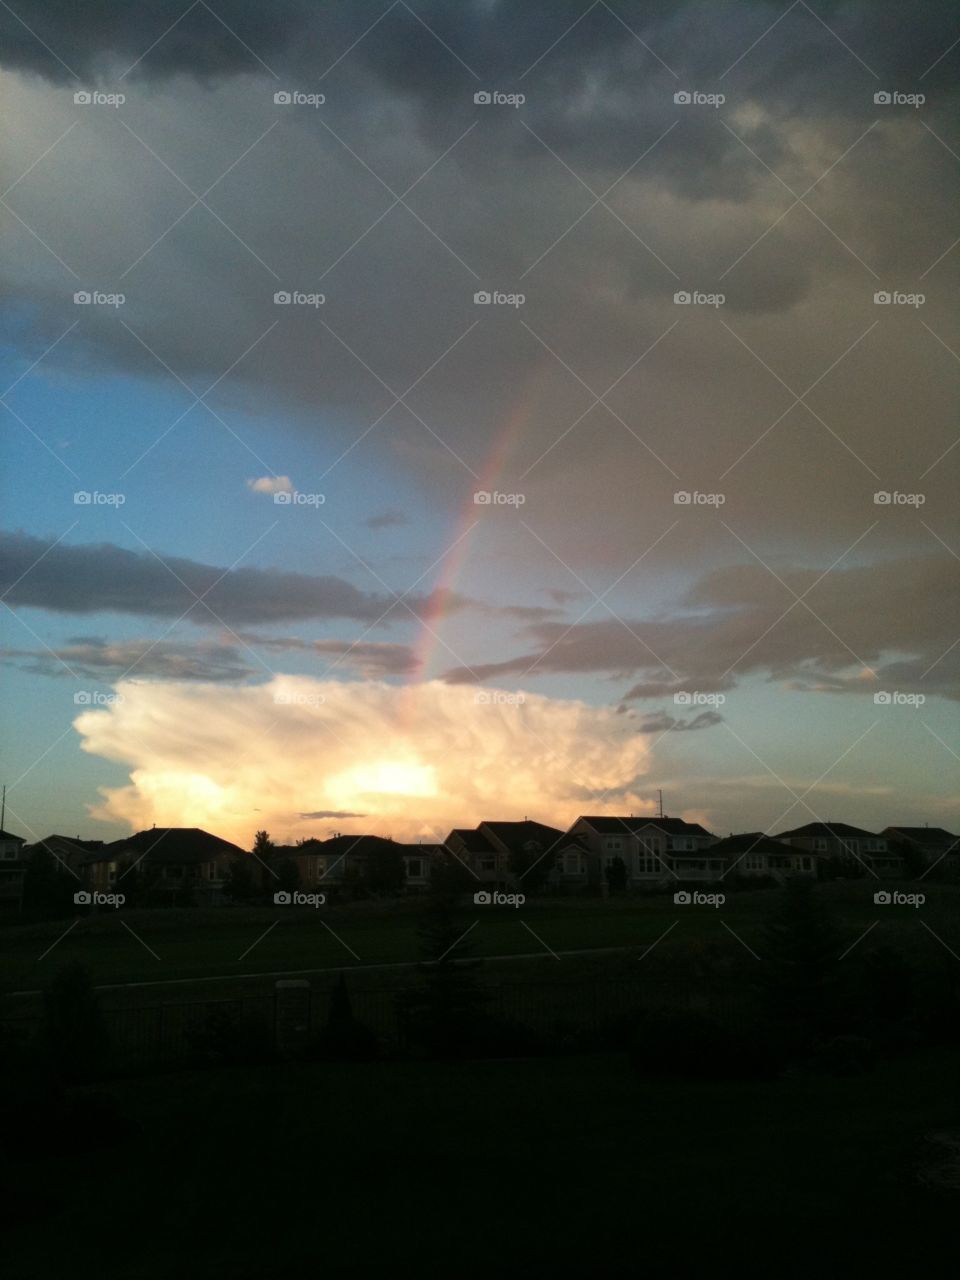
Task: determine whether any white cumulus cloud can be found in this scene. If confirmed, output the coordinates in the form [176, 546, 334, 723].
[74, 678, 650, 845]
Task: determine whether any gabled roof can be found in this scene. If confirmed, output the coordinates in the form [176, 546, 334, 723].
[445, 828, 496, 854]
[27, 834, 105, 854]
[479, 820, 565, 851]
[575, 815, 713, 838]
[883, 826, 958, 845]
[707, 832, 801, 856]
[0, 829, 26, 843]
[776, 822, 879, 840]
[101, 827, 247, 865]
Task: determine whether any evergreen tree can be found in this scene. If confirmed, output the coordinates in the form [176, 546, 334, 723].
[400, 883, 488, 1057]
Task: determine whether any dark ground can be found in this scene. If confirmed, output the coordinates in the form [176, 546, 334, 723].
[2, 1048, 958, 1278]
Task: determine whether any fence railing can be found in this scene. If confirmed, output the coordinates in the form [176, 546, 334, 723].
[0, 973, 757, 1070]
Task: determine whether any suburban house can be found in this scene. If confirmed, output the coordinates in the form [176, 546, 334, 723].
[85, 827, 247, 904]
[568, 815, 722, 886]
[268, 834, 441, 895]
[882, 826, 959, 877]
[444, 820, 565, 887]
[707, 832, 817, 882]
[775, 822, 902, 876]
[25, 834, 105, 876]
[0, 827, 28, 910]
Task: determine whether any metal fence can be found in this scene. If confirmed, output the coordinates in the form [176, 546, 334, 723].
[0, 973, 754, 1070]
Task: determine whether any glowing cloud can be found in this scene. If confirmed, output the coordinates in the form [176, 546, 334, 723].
[74, 678, 650, 844]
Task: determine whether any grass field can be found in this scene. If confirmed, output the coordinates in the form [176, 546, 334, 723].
[1, 880, 957, 995]
[3, 1049, 958, 1278]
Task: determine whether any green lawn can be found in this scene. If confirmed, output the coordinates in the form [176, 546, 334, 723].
[2, 1049, 958, 1278]
[1, 881, 956, 995]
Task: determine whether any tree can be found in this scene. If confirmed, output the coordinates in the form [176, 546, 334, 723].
[275, 858, 301, 896]
[36, 963, 109, 1083]
[223, 856, 256, 903]
[605, 856, 628, 894]
[366, 845, 405, 895]
[400, 883, 488, 1057]
[22, 849, 76, 919]
[312, 975, 378, 1059]
[252, 830, 275, 860]
[755, 880, 843, 1036]
[508, 841, 557, 893]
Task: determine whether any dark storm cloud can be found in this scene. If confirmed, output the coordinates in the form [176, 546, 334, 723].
[365, 508, 409, 530]
[633, 709, 724, 732]
[0, 635, 256, 682]
[442, 553, 960, 700]
[0, 529, 470, 626]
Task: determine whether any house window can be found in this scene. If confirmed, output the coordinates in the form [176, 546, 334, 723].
[563, 854, 581, 875]
[407, 858, 423, 879]
[802, 857, 812, 871]
[745, 855, 763, 870]
[814, 839, 828, 851]
[637, 854, 660, 874]
[672, 838, 695, 852]
[1, 849, 16, 861]
[606, 838, 622, 851]
[479, 858, 496, 873]
[315, 858, 326, 879]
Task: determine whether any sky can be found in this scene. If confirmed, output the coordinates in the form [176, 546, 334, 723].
[1, 0, 957, 848]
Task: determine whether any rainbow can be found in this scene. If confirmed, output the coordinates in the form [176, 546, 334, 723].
[402, 364, 547, 702]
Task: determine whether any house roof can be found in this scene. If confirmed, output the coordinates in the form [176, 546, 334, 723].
[446, 828, 496, 853]
[576, 815, 713, 838]
[0, 829, 26, 843]
[97, 827, 247, 865]
[776, 822, 879, 840]
[27, 834, 105, 855]
[883, 826, 958, 846]
[479, 820, 565, 851]
[707, 832, 801, 856]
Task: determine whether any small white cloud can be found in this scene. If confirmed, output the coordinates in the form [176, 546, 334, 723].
[247, 475, 293, 495]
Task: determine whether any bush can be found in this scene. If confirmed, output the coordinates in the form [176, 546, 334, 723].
[35, 963, 110, 1083]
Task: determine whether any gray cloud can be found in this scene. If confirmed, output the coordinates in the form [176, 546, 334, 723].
[365, 508, 409, 530]
[0, 635, 256, 682]
[0, 530, 469, 627]
[443, 553, 960, 701]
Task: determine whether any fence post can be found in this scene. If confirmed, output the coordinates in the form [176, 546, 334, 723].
[275, 979, 311, 1057]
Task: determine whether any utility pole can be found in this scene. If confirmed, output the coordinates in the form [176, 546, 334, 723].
[658, 789, 664, 819]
